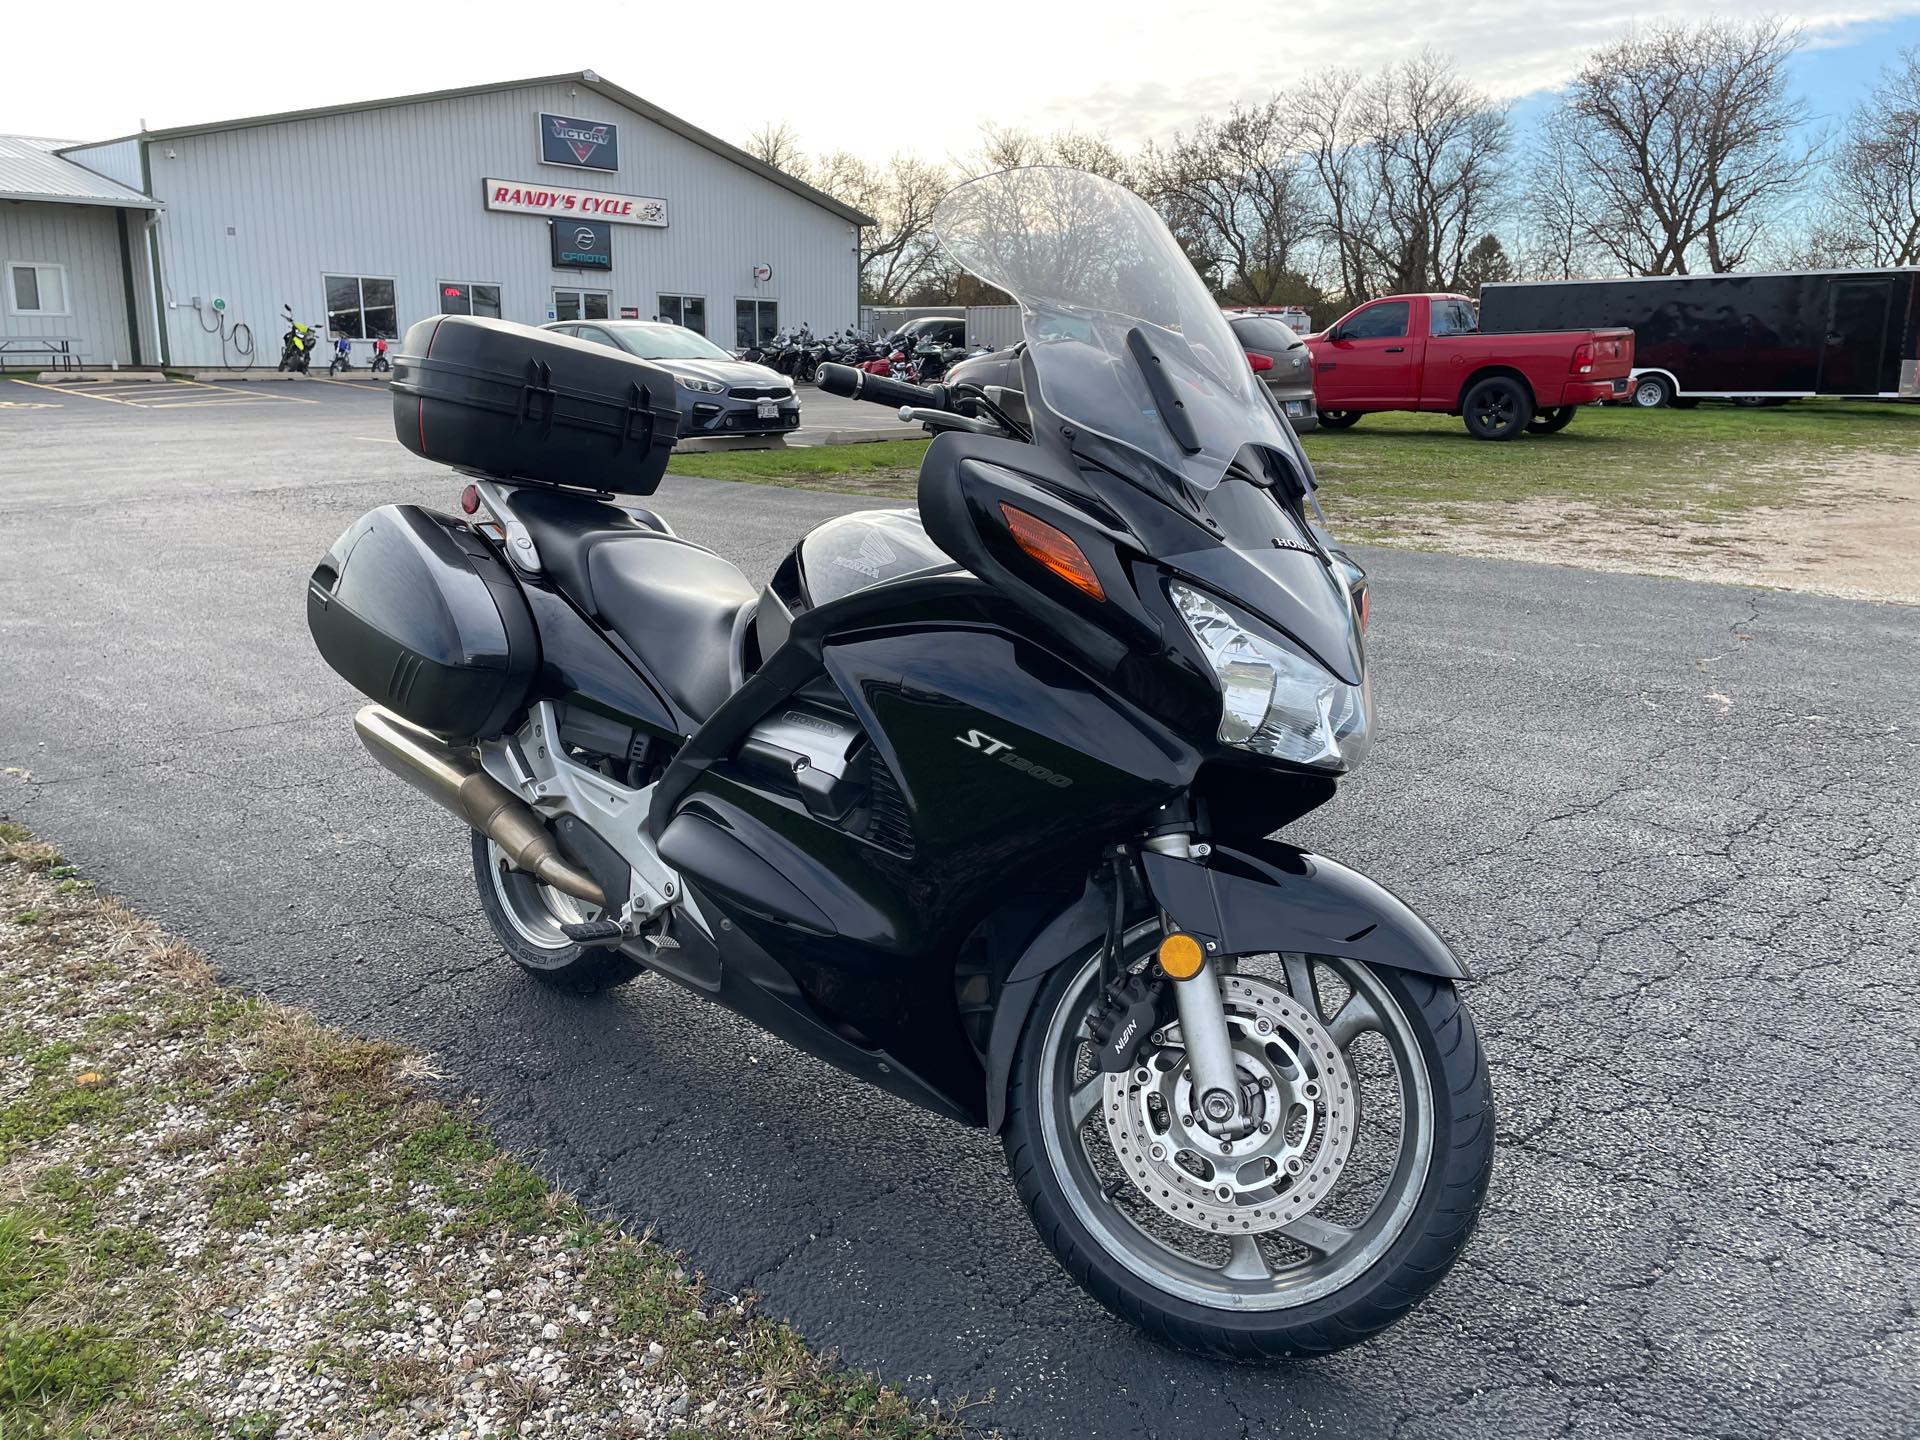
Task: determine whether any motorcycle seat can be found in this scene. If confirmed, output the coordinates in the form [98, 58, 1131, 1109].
[508, 488, 754, 725]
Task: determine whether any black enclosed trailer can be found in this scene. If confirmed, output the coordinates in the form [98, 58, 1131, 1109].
[1478, 269, 1920, 407]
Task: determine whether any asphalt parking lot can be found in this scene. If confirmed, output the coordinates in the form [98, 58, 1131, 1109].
[0, 370, 891, 442]
[2, 380, 1916, 1439]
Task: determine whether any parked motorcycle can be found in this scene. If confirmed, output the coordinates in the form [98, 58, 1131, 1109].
[308, 167, 1491, 1358]
[277, 305, 318, 373]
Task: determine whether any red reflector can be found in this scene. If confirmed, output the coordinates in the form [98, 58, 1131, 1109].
[460, 484, 480, 515]
[1246, 350, 1274, 372]
[1000, 504, 1105, 601]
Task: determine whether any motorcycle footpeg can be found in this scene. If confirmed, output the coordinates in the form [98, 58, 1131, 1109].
[559, 919, 625, 946]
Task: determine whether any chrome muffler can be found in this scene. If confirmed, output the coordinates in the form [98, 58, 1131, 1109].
[352, 705, 607, 909]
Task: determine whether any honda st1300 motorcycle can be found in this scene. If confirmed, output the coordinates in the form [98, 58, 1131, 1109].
[307, 167, 1492, 1358]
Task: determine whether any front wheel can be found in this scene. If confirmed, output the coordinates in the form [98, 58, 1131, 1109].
[1316, 409, 1362, 430]
[1003, 947, 1492, 1358]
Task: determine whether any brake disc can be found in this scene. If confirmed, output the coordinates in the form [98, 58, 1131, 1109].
[1101, 972, 1356, 1234]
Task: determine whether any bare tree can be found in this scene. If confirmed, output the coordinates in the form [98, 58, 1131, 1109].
[1301, 53, 1511, 298]
[1811, 47, 1920, 266]
[1536, 18, 1818, 274]
[963, 124, 1133, 182]
[1137, 98, 1319, 306]
[743, 121, 810, 180]
[810, 152, 951, 305]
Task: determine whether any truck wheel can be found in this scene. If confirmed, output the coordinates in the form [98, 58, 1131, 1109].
[1630, 375, 1673, 408]
[1317, 410, 1362, 430]
[1526, 406, 1577, 435]
[1462, 377, 1532, 441]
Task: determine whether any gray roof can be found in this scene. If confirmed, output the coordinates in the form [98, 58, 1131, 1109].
[62, 72, 874, 228]
[0, 135, 155, 209]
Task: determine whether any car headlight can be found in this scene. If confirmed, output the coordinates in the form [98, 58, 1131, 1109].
[1169, 581, 1372, 773]
[677, 376, 725, 394]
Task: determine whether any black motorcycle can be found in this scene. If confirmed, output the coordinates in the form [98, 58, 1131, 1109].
[307, 167, 1491, 1358]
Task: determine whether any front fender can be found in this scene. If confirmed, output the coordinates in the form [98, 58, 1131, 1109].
[981, 842, 1467, 1134]
[1140, 838, 1470, 980]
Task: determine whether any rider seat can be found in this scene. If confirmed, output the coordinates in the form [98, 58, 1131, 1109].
[509, 488, 755, 725]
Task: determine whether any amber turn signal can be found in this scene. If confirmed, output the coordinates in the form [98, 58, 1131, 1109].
[1158, 932, 1206, 980]
[999, 504, 1105, 601]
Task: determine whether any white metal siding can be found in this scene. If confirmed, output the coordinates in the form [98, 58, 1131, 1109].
[0, 201, 134, 365]
[145, 83, 859, 367]
[965, 305, 1022, 349]
[58, 138, 144, 193]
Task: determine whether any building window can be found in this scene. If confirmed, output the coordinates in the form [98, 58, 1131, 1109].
[6, 262, 70, 317]
[554, 289, 610, 323]
[658, 294, 705, 334]
[325, 275, 398, 340]
[735, 298, 778, 348]
[439, 282, 502, 319]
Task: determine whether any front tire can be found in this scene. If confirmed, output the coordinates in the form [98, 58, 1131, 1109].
[471, 834, 640, 993]
[1317, 409, 1362, 430]
[1003, 947, 1492, 1358]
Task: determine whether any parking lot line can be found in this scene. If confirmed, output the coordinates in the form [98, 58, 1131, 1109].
[171, 378, 319, 405]
[9, 378, 144, 406]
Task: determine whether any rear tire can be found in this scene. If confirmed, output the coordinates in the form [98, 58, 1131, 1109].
[1631, 374, 1673, 408]
[1317, 410, 1362, 430]
[1527, 406, 1577, 435]
[1461, 376, 1532, 440]
[1003, 950, 1494, 1358]
[471, 834, 640, 993]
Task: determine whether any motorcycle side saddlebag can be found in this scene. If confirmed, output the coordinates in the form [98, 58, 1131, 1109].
[390, 315, 681, 495]
[307, 505, 537, 741]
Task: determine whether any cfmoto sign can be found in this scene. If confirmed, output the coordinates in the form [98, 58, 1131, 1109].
[550, 218, 613, 271]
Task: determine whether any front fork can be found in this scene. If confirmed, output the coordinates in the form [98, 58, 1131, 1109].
[1142, 833, 1249, 1133]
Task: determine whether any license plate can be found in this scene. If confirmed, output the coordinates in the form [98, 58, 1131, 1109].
[1284, 400, 1307, 416]
[757, 402, 779, 419]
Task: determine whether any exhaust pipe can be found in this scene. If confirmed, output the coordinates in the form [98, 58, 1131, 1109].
[352, 705, 607, 910]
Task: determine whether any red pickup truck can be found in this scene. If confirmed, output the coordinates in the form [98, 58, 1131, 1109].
[1304, 293, 1633, 440]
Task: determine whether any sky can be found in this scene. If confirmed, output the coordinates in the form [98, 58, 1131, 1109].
[7, 0, 1920, 163]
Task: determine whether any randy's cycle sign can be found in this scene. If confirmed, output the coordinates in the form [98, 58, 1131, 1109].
[484, 179, 667, 227]
[541, 113, 619, 171]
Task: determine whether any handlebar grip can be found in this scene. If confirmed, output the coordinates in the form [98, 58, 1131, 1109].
[815, 362, 945, 412]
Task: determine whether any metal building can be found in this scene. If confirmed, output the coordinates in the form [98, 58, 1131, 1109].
[7, 71, 871, 370]
[0, 135, 157, 368]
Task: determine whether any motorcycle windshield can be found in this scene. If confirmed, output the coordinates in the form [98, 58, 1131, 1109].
[932, 167, 1292, 491]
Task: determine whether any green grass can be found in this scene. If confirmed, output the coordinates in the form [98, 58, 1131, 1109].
[1298, 399, 1920, 538]
[669, 438, 930, 494]
[0, 825, 965, 1440]
[654, 401, 1919, 545]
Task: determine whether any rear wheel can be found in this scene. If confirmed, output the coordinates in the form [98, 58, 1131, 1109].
[471, 833, 640, 992]
[1631, 374, 1673, 408]
[1317, 410, 1362, 430]
[1003, 946, 1493, 1358]
[1527, 406, 1577, 435]
[1461, 376, 1532, 440]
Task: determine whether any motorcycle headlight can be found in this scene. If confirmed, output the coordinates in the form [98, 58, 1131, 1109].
[677, 376, 725, 394]
[1169, 581, 1372, 773]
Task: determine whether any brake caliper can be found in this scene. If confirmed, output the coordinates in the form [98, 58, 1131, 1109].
[1087, 971, 1166, 1074]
